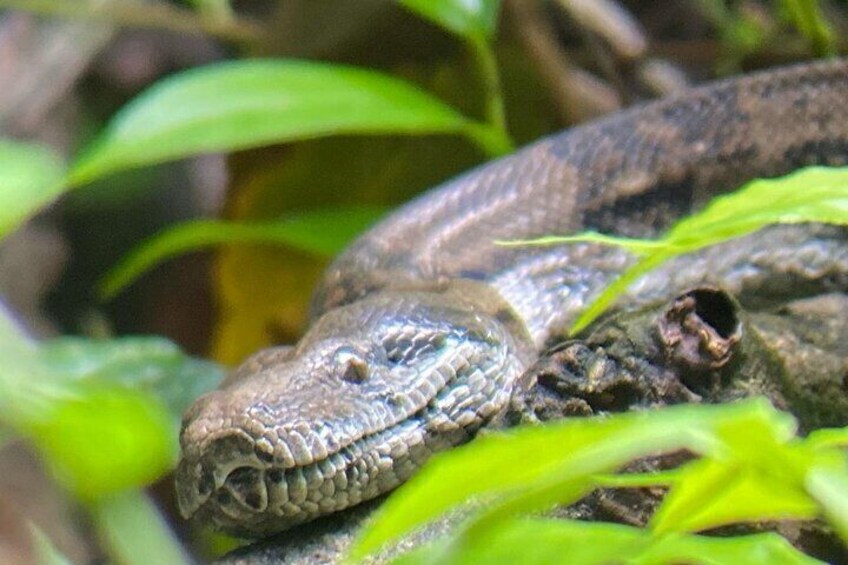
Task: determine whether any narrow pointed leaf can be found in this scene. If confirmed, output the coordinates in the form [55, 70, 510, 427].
[397, 0, 502, 40]
[69, 60, 478, 185]
[100, 206, 386, 298]
[0, 140, 66, 240]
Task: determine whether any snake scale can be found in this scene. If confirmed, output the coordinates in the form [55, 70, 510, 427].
[176, 59, 848, 537]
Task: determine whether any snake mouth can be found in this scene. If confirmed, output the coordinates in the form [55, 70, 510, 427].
[176, 305, 522, 536]
[175, 363, 492, 537]
[177, 414, 453, 537]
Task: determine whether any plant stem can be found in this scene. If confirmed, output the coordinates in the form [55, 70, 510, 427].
[464, 122, 513, 157]
[0, 0, 262, 44]
[467, 33, 514, 154]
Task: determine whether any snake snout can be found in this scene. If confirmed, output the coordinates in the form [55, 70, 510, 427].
[176, 426, 282, 533]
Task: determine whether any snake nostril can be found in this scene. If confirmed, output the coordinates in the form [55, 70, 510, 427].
[223, 466, 268, 512]
[198, 468, 215, 496]
[244, 492, 263, 510]
[226, 466, 257, 488]
[216, 490, 232, 506]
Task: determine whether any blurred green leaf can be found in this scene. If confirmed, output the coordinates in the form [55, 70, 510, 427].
[651, 410, 824, 534]
[779, 0, 836, 56]
[351, 399, 791, 559]
[91, 490, 190, 565]
[394, 518, 822, 565]
[68, 59, 499, 185]
[38, 336, 225, 425]
[397, 0, 502, 40]
[0, 139, 66, 241]
[650, 459, 817, 535]
[805, 465, 848, 542]
[28, 386, 175, 500]
[101, 206, 386, 298]
[0, 306, 223, 499]
[502, 166, 848, 334]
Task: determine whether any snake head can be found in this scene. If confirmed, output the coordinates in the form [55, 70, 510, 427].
[175, 289, 526, 537]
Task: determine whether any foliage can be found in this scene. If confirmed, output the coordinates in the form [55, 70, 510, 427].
[500, 166, 848, 334]
[0, 0, 844, 563]
[0, 140, 66, 240]
[351, 399, 848, 564]
[0, 1, 509, 561]
[67, 59, 509, 187]
[0, 303, 221, 564]
[100, 206, 387, 298]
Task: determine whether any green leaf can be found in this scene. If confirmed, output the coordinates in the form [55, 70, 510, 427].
[100, 206, 386, 298]
[68, 59, 487, 185]
[805, 465, 848, 543]
[806, 427, 848, 449]
[0, 139, 66, 240]
[91, 490, 190, 565]
[397, 0, 502, 40]
[0, 307, 223, 499]
[351, 399, 789, 559]
[37, 336, 225, 425]
[27, 386, 175, 500]
[650, 459, 817, 534]
[505, 166, 848, 334]
[394, 518, 822, 565]
[779, 0, 836, 56]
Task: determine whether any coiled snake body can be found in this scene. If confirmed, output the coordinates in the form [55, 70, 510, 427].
[177, 60, 848, 536]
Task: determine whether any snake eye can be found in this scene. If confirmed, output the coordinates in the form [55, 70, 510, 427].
[333, 346, 369, 383]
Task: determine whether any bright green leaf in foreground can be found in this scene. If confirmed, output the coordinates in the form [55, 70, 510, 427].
[37, 336, 225, 426]
[68, 59, 503, 185]
[650, 458, 818, 535]
[351, 399, 796, 559]
[351, 399, 848, 563]
[501, 166, 848, 334]
[91, 490, 191, 565]
[398, 0, 502, 40]
[393, 518, 821, 565]
[805, 465, 848, 542]
[0, 139, 66, 240]
[100, 205, 386, 298]
[28, 386, 175, 499]
[0, 306, 223, 499]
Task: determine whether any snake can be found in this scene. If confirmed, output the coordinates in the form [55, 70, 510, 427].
[175, 59, 848, 537]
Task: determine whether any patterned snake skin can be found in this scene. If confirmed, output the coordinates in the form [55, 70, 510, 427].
[176, 59, 848, 536]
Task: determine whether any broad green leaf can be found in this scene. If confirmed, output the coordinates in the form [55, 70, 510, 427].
[27, 386, 175, 500]
[394, 518, 821, 565]
[397, 0, 502, 40]
[650, 459, 817, 534]
[68, 59, 497, 185]
[0, 139, 66, 240]
[37, 336, 225, 424]
[806, 427, 848, 450]
[100, 206, 386, 298]
[458, 401, 793, 541]
[351, 399, 788, 559]
[91, 490, 190, 565]
[805, 465, 848, 543]
[0, 307, 223, 499]
[504, 166, 848, 334]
